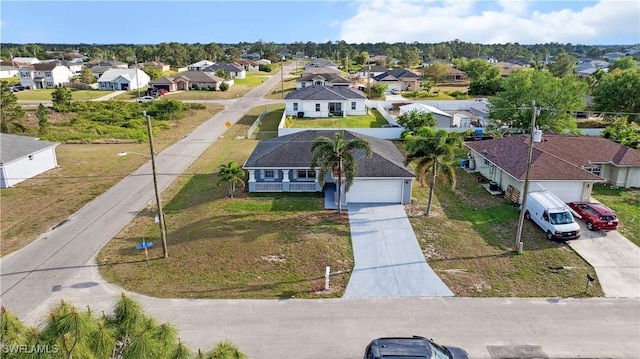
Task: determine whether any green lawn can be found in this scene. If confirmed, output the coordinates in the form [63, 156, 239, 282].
[15, 89, 113, 101]
[592, 184, 640, 246]
[288, 109, 388, 128]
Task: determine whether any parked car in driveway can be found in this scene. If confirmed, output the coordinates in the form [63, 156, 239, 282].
[390, 88, 400, 95]
[567, 201, 619, 231]
[136, 96, 154, 103]
[11, 85, 26, 92]
[363, 336, 469, 359]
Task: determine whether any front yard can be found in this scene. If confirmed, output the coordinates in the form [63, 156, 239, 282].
[15, 88, 113, 101]
[287, 109, 388, 128]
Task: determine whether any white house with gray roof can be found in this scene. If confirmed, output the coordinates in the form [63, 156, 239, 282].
[97, 68, 150, 91]
[285, 85, 367, 118]
[0, 134, 59, 188]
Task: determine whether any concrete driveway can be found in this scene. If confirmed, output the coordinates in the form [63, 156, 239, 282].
[344, 203, 453, 297]
[567, 221, 640, 298]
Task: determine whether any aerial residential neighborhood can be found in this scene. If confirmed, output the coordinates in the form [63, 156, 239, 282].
[1, 1, 639, 358]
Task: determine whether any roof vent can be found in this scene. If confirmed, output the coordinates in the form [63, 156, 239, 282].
[532, 127, 543, 143]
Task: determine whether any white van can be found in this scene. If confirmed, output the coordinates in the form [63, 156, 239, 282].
[524, 189, 581, 240]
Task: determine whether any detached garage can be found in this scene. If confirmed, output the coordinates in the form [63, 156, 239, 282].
[244, 130, 415, 205]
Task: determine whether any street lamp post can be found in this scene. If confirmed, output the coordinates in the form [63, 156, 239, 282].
[144, 111, 168, 258]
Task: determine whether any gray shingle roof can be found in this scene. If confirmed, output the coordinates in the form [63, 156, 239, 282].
[0, 134, 59, 165]
[244, 130, 415, 178]
[173, 71, 223, 83]
[373, 68, 421, 81]
[202, 62, 244, 73]
[285, 85, 366, 101]
[298, 73, 350, 84]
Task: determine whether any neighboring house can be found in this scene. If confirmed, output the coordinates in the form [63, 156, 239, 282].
[478, 55, 498, 64]
[138, 61, 170, 72]
[234, 59, 260, 72]
[51, 60, 83, 75]
[0, 65, 19, 79]
[302, 67, 341, 76]
[448, 67, 468, 81]
[19, 63, 73, 89]
[465, 132, 640, 203]
[256, 59, 272, 65]
[373, 68, 422, 92]
[398, 103, 456, 128]
[169, 71, 227, 91]
[242, 53, 261, 61]
[284, 85, 367, 118]
[296, 73, 351, 89]
[0, 134, 59, 188]
[574, 60, 610, 78]
[86, 60, 128, 69]
[187, 60, 215, 71]
[11, 57, 40, 66]
[171, 66, 188, 73]
[203, 62, 246, 79]
[469, 100, 489, 127]
[356, 65, 389, 79]
[90, 65, 116, 80]
[97, 68, 150, 91]
[243, 130, 415, 204]
[304, 58, 339, 70]
[603, 52, 625, 61]
[149, 77, 178, 92]
[495, 62, 525, 77]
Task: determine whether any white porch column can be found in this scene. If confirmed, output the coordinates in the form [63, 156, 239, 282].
[282, 169, 290, 182]
[248, 169, 256, 182]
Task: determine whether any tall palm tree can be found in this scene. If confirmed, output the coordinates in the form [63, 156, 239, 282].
[404, 127, 462, 216]
[311, 132, 372, 214]
[217, 161, 245, 198]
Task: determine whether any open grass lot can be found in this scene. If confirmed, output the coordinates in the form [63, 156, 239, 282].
[98, 107, 353, 299]
[15, 88, 113, 101]
[251, 103, 285, 139]
[0, 104, 223, 256]
[591, 184, 640, 246]
[289, 109, 387, 128]
[264, 76, 297, 100]
[407, 165, 604, 297]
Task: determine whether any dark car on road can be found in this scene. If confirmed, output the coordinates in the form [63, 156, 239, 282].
[364, 336, 469, 359]
[567, 201, 619, 231]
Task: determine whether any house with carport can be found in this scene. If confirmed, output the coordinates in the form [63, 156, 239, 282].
[243, 130, 415, 204]
[0, 134, 59, 188]
[465, 132, 640, 203]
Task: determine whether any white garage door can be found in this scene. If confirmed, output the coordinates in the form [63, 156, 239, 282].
[534, 181, 583, 203]
[347, 180, 403, 203]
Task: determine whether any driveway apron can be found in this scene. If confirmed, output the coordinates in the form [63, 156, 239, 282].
[344, 203, 453, 297]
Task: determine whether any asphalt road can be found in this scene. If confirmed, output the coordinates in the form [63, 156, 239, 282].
[2, 63, 640, 358]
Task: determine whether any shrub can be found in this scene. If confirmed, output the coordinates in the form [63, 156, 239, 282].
[259, 64, 272, 72]
[219, 82, 229, 92]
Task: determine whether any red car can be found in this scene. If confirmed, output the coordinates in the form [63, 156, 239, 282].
[567, 201, 619, 231]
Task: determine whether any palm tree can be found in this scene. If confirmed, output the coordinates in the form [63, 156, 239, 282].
[217, 161, 245, 198]
[311, 132, 372, 214]
[404, 127, 462, 216]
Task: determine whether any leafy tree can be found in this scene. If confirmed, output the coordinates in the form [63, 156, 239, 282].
[217, 161, 245, 198]
[461, 59, 499, 80]
[142, 65, 163, 81]
[399, 47, 421, 68]
[396, 110, 437, 135]
[80, 67, 96, 84]
[0, 81, 25, 133]
[37, 103, 49, 134]
[602, 117, 640, 150]
[215, 69, 230, 80]
[548, 49, 577, 78]
[423, 62, 450, 87]
[51, 85, 73, 112]
[608, 56, 637, 72]
[592, 68, 640, 118]
[258, 64, 271, 72]
[468, 77, 503, 96]
[489, 69, 587, 133]
[370, 83, 387, 98]
[311, 132, 372, 214]
[404, 127, 461, 216]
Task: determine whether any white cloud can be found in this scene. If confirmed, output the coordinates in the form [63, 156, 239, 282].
[338, 0, 640, 44]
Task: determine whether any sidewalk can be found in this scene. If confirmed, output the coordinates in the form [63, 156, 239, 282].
[90, 90, 125, 101]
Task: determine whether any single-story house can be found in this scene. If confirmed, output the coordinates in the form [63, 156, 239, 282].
[243, 130, 415, 204]
[243, 53, 261, 61]
[0, 134, 59, 188]
[11, 57, 41, 66]
[149, 77, 178, 92]
[97, 68, 150, 91]
[90, 65, 116, 80]
[304, 58, 339, 70]
[86, 60, 128, 69]
[448, 67, 468, 81]
[302, 67, 341, 76]
[0, 65, 19, 79]
[167, 71, 228, 91]
[203, 62, 246, 79]
[356, 65, 389, 79]
[495, 62, 525, 77]
[296, 73, 351, 89]
[465, 132, 640, 203]
[256, 59, 272, 65]
[187, 60, 215, 71]
[234, 59, 260, 72]
[373, 68, 422, 92]
[284, 85, 367, 118]
[398, 103, 456, 128]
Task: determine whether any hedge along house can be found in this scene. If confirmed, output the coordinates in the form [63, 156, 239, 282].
[0, 134, 59, 188]
[243, 130, 415, 204]
[284, 85, 368, 118]
[465, 131, 640, 203]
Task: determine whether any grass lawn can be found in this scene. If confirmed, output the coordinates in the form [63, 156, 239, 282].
[251, 103, 285, 139]
[98, 107, 353, 299]
[288, 109, 387, 128]
[591, 184, 640, 246]
[15, 89, 113, 101]
[0, 105, 223, 256]
[263, 76, 297, 100]
[407, 164, 604, 297]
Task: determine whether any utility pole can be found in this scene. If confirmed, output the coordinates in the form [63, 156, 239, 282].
[514, 101, 538, 254]
[367, 63, 371, 98]
[144, 111, 168, 258]
[280, 57, 284, 99]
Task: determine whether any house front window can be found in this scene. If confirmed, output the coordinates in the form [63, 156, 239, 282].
[264, 170, 275, 179]
[296, 169, 316, 180]
[351, 101, 356, 110]
[293, 103, 298, 111]
[46, 81, 53, 87]
[315, 103, 320, 112]
[45, 72, 52, 77]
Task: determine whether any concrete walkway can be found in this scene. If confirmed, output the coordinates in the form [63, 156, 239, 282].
[90, 90, 125, 101]
[344, 203, 453, 297]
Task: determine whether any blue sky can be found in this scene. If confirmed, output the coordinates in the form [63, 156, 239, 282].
[1, 0, 639, 45]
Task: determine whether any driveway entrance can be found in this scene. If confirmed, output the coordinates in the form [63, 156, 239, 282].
[344, 204, 453, 297]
